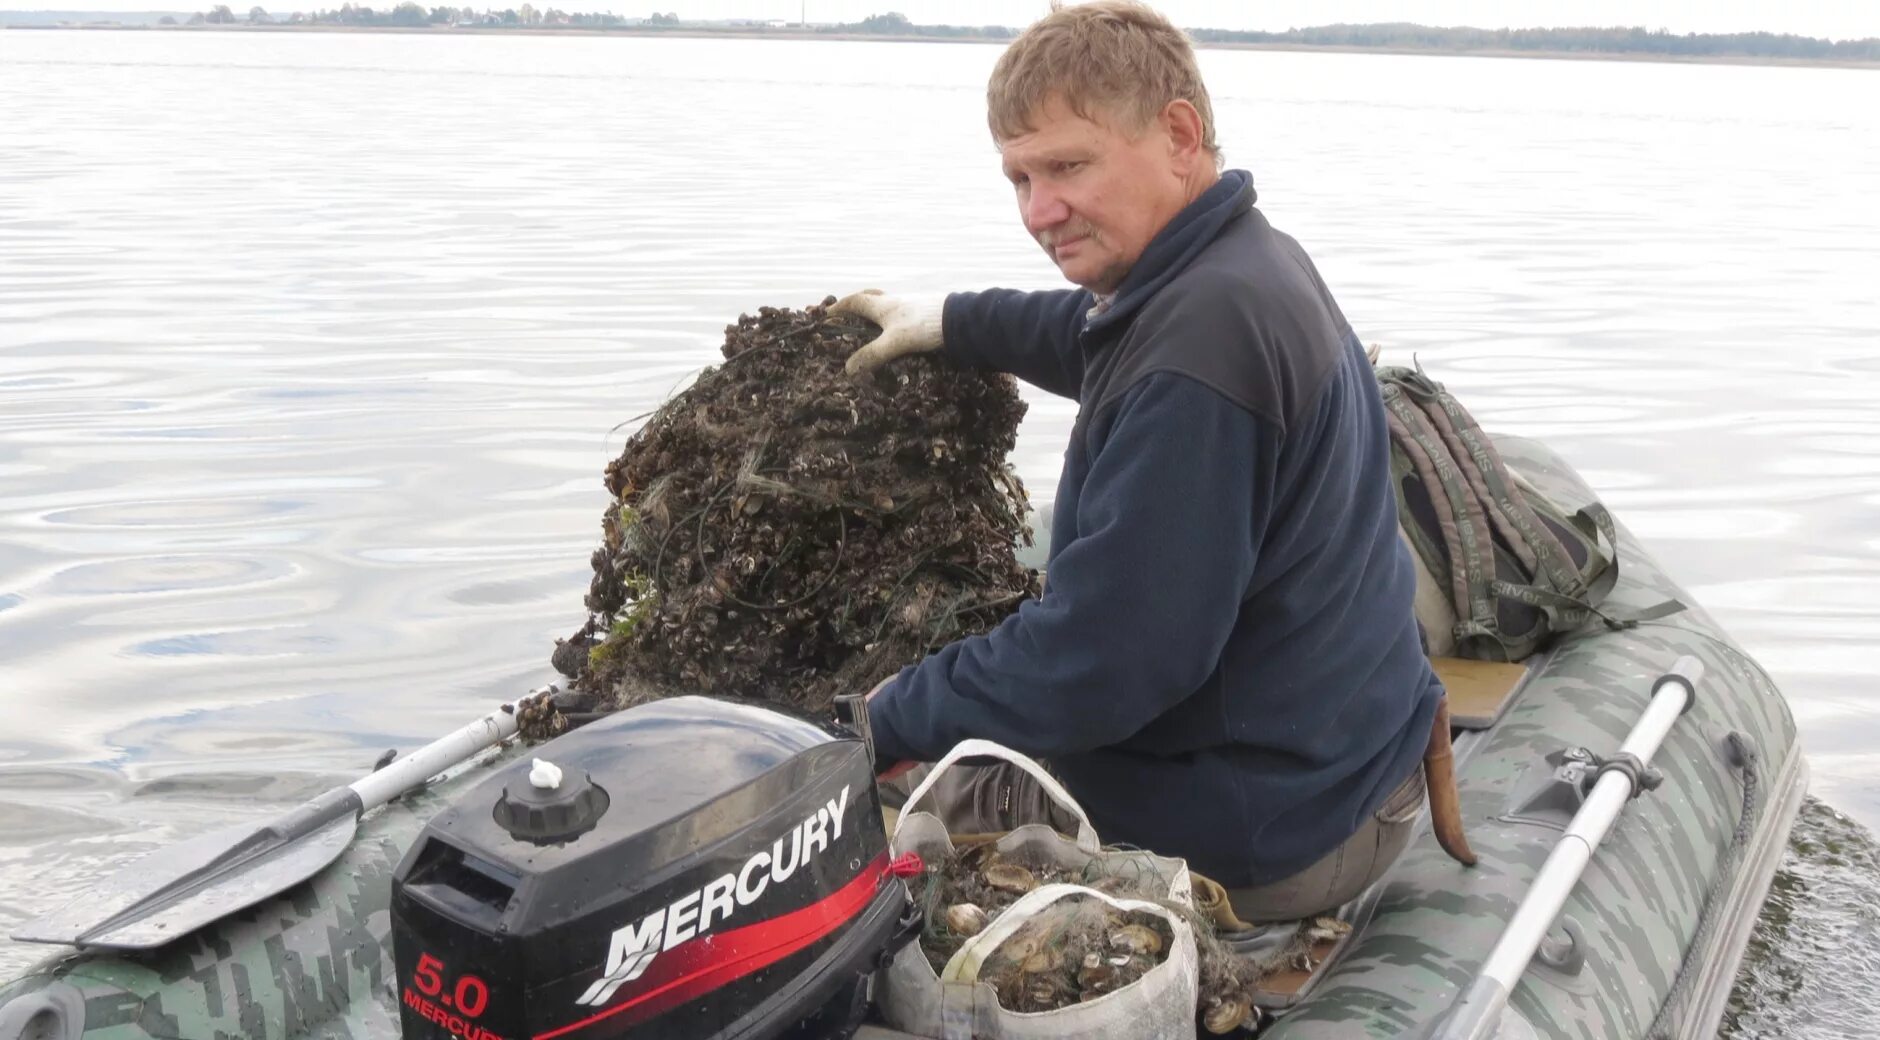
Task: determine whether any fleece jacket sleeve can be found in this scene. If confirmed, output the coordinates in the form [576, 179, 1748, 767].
[867, 372, 1276, 764]
[941, 288, 1089, 400]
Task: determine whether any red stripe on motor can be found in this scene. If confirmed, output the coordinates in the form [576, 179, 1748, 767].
[533, 854, 890, 1040]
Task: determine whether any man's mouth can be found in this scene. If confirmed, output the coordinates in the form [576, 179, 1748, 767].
[1048, 232, 1089, 259]
[1041, 224, 1095, 257]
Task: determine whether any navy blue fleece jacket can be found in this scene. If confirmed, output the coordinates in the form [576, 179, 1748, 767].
[866, 170, 1443, 887]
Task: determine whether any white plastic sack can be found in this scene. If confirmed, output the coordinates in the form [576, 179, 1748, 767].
[876, 739, 1195, 1039]
[937, 883, 1199, 1040]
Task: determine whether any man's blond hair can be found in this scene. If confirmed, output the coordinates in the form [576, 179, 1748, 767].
[987, 0, 1218, 157]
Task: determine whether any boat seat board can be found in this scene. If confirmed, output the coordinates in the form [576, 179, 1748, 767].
[1431, 656, 1530, 730]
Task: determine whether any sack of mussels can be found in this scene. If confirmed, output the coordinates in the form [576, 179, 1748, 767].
[911, 842, 1318, 1034]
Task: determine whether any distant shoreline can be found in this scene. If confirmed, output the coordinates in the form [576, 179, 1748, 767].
[8, 22, 1880, 70]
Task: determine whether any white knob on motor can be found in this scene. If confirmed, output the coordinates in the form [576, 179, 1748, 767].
[529, 758, 563, 790]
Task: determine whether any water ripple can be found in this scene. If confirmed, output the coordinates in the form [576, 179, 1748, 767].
[43, 554, 293, 596]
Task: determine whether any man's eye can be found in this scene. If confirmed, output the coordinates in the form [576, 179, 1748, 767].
[1054, 161, 1084, 174]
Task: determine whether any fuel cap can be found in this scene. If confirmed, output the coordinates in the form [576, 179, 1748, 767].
[493, 757, 610, 844]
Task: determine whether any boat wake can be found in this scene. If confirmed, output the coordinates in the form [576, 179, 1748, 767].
[1724, 796, 1880, 1039]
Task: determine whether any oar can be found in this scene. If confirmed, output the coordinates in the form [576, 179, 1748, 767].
[11, 688, 550, 951]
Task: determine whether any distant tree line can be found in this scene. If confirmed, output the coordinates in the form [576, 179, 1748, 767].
[831, 11, 1016, 39]
[1184, 22, 1880, 62]
[291, 2, 632, 26]
[174, 8, 1877, 60]
[186, 2, 647, 26]
[181, 5, 1017, 35]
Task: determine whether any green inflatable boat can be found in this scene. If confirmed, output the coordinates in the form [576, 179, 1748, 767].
[0, 435, 1807, 1040]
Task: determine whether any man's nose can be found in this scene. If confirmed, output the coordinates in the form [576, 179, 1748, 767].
[1024, 182, 1071, 234]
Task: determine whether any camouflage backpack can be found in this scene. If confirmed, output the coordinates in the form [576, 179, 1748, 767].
[1374, 362, 1678, 662]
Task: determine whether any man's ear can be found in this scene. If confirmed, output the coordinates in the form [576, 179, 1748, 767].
[1161, 99, 1206, 171]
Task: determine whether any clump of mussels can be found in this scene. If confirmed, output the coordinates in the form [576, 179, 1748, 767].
[548, 295, 1039, 719]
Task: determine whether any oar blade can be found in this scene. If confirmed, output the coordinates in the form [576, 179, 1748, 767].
[10, 819, 263, 945]
[9, 695, 534, 952]
[11, 814, 357, 950]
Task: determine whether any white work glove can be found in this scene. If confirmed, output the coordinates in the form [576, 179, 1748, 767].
[828, 289, 946, 375]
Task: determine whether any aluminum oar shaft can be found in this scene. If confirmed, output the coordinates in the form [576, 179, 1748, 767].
[1433, 655, 1704, 1040]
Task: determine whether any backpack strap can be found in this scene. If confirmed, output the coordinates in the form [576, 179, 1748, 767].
[1389, 365, 1596, 607]
[1391, 372, 1544, 578]
[1564, 501, 1688, 627]
[1379, 382, 1504, 652]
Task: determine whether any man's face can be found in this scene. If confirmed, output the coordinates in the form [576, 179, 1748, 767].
[998, 94, 1199, 295]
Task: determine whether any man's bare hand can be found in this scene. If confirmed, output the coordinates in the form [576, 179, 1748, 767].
[828, 289, 945, 375]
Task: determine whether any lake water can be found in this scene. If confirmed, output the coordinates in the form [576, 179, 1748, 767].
[1, 28, 1878, 1035]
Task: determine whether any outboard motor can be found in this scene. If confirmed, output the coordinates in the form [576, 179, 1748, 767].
[389, 695, 912, 1040]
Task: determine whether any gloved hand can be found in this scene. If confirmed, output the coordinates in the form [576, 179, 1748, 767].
[828, 289, 945, 375]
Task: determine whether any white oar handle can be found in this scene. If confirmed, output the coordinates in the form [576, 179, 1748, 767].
[346, 696, 529, 811]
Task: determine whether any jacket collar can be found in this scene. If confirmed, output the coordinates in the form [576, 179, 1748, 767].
[1082, 168, 1256, 339]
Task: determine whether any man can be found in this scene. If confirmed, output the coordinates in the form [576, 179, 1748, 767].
[836, 0, 1449, 923]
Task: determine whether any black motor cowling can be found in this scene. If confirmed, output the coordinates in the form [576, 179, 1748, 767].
[390, 695, 911, 1040]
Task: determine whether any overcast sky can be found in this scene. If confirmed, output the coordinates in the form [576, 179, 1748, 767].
[35, 0, 1880, 41]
